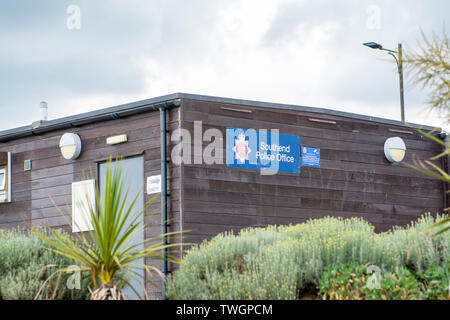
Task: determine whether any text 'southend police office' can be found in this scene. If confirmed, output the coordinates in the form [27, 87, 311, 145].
[226, 127, 321, 174]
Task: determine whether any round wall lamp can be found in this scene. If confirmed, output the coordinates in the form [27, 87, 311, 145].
[59, 133, 82, 160]
[384, 137, 406, 163]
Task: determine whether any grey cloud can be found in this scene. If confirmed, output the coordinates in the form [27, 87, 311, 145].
[0, 0, 448, 131]
[260, 0, 448, 109]
[0, 0, 231, 128]
[261, 0, 364, 47]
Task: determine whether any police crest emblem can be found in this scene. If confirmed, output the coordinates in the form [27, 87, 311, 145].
[232, 134, 251, 163]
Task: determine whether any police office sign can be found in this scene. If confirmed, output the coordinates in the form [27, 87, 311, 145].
[170, 121, 302, 175]
[226, 127, 300, 174]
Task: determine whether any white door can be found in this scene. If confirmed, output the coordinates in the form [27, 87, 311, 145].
[99, 156, 144, 300]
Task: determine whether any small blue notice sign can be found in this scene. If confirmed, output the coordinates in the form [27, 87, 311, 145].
[301, 146, 320, 167]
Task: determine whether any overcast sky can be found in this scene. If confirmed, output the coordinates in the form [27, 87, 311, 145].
[0, 0, 448, 131]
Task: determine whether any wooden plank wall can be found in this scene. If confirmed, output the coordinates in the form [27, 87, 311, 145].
[0, 98, 446, 297]
[180, 99, 445, 245]
[0, 108, 182, 299]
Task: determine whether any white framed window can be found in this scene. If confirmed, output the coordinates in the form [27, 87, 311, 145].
[72, 179, 95, 233]
[0, 168, 5, 190]
[0, 152, 11, 203]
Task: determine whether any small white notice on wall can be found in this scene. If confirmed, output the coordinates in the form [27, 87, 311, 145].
[147, 175, 161, 195]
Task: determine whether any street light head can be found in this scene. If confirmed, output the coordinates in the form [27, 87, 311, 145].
[363, 42, 383, 50]
[362, 41, 404, 122]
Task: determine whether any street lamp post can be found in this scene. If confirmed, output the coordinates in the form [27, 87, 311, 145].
[363, 42, 405, 123]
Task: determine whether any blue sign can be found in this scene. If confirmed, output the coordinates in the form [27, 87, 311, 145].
[301, 146, 320, 167]
[226, 127, 300, 173]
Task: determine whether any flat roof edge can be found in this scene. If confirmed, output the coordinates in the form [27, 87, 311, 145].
[0, 92, 440, 143]
[176, 93, 439, 131]
[0, 93, 182, 143]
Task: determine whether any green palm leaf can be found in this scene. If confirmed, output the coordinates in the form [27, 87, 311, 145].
[408, 127, 450, 237]
[32, 157, 187, 299]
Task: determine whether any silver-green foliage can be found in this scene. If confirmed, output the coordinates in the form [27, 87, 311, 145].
[166, 214, 450, 300]
[0, 228, 91, 300]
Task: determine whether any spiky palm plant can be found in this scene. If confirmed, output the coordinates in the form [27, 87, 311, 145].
[406, 128, 450, 237]
[32, 158, 183, 300]
[404, 28, 449, 120]
[404, 28, 449, 237]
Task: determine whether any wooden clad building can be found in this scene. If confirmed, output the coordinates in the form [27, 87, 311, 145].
[0, 93, 447, 297]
